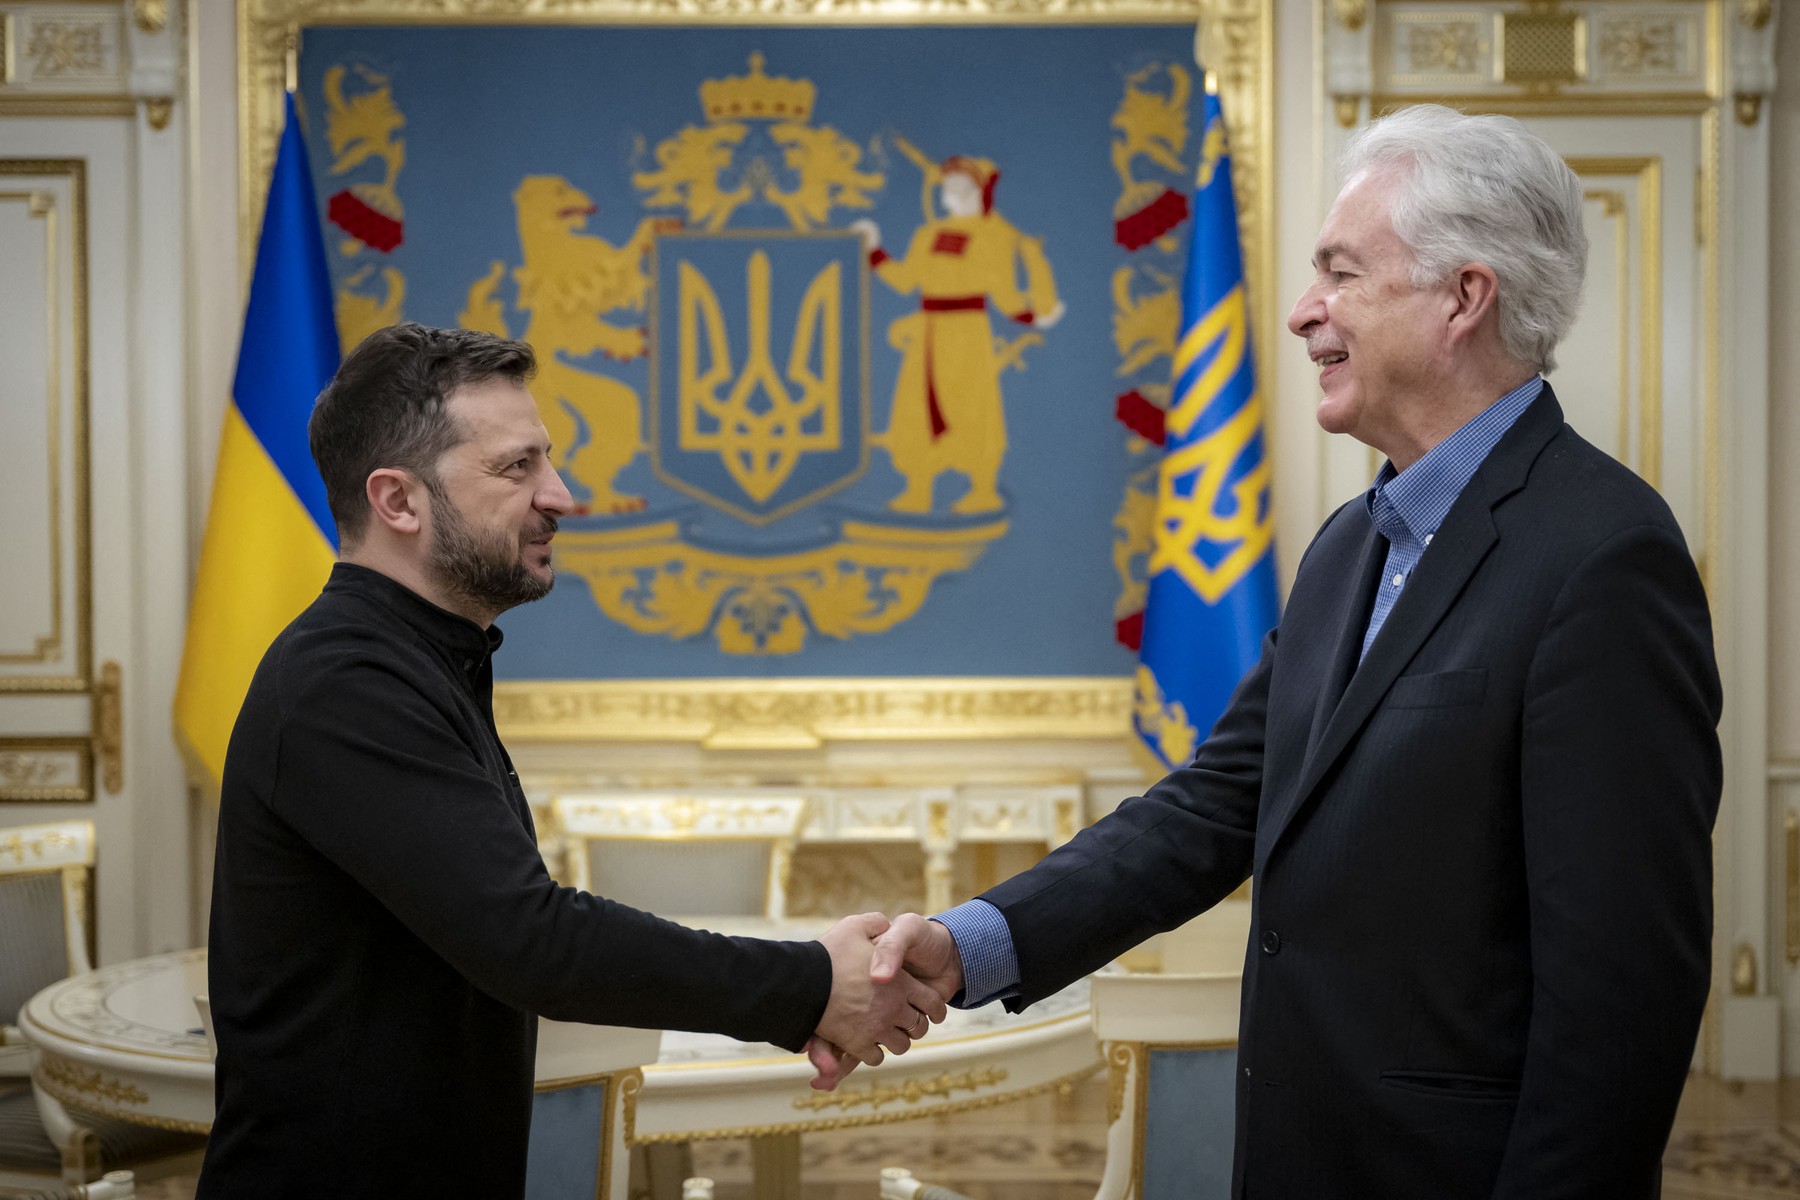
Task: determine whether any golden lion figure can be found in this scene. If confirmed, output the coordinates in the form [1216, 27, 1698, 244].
[322, 65, 406, 238]
[461, 175, 678, 514]
[1112, 264, 1181, 378]
[632, 123, 752, 232]
[1111, 62, 1191, 192]
[337, 266, 405, 355]
[766, 121, 884, 230]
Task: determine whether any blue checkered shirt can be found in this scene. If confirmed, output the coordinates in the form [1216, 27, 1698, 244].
[934, 377, 1545, 1006]
[1361, 377, 1542, 659]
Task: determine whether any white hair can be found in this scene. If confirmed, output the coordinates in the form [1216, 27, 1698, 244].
[1342, 104, 1587, 374]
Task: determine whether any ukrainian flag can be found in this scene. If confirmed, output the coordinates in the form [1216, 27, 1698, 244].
[175, 91, 340, 785]
[1133, 76, 1280, 772]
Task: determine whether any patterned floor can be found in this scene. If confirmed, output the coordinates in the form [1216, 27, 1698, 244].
[112, 1073, 1800, 1199]
[1663, 1078, 1800, 1200]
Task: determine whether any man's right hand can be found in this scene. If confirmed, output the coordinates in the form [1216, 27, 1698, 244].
[807, 913, 965, 1092]
[871, 913, 964, 1006]
[815, 913, 947, 1072]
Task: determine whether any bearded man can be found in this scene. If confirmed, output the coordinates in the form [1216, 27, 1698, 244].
[199, 324, 941, 1198]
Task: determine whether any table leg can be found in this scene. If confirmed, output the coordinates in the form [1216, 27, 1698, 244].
[31, 1082, 100, 1184]
[749, 1131, 802, 1200]
[630, 1141, 694, 1200]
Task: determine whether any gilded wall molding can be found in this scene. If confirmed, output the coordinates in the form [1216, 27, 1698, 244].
[1566, 155, 1663, 487]
[0, 740, 92, 803]
[0, 159, 92, 698]
[1337, 0, 1723, 118]
[495, 678, 1134, 749]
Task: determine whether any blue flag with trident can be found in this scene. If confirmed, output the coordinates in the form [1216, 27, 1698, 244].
[1132, 74, 1281, 772]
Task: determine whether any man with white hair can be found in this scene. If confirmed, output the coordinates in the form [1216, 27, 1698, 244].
[835, 104, 1721, 1198]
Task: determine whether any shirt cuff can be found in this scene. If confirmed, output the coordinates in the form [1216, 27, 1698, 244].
[932, 899, 1021, 1008]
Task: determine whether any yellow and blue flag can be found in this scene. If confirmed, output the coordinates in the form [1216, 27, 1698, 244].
[175, 91, 340, 784]
[1132, 78, 1279, 772]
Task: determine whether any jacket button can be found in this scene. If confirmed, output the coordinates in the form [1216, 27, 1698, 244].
[1261, 930, 1281, 955]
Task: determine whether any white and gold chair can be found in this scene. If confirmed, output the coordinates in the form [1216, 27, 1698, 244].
[0, 823, 94, 1079]
[547, 793, 812, 1195]
[525, 1019, 661, 1200]
[550, 793, 809, 936]
[1090, 901, 1249, 1200]
[0, 822, 202, 1188]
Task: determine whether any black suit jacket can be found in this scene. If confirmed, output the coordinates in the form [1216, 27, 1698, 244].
[984, 389, 1721, 1199]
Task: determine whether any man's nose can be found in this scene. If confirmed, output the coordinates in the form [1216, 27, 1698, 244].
[538, 466, 575, 515]
[1287, 283, 1324, 337]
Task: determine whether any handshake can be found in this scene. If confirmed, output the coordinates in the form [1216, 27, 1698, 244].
[808, 912, 967, 1092]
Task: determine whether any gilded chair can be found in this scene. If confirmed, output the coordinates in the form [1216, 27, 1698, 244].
[0, 823, 93, 1078]
[0, 822, 203, 1188]
[524, 1010, 662, 1200]
[550, 793, 809, 935]
[1089, 902, 1248, 1200]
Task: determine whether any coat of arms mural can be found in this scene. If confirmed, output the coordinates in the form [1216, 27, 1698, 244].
[301, 25, 1208, 680]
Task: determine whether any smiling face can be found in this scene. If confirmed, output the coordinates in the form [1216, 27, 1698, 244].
[422, 377, 573, 621]
[1286, 168, 1456, 458]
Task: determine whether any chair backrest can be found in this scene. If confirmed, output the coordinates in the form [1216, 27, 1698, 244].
[550, 794, 806, 923]
[1091, 972, 1242, 1200]
[525, 1018, 661, 1200]
[0, 822, 95, 1025]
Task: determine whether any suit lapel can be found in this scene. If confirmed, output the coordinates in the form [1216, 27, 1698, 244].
[1263, 387, 1567, 857]
[1305, 514, 1388, 765]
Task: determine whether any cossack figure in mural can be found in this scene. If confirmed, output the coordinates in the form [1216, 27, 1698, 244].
[853, 152, 1064, 515]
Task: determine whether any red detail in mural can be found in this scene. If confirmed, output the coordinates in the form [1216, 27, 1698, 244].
[1116, 610, 1145, 651]
[932, 230, 971, 256]
[1115, 389, 1166, 446]
[328, 191, 404, 253]
[1114, 187, 1189, 251]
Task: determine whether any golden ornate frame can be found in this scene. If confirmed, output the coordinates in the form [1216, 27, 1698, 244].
[237, 0, 1273, 748]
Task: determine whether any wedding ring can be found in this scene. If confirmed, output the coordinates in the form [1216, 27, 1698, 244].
[907, 1011, 926, 1037]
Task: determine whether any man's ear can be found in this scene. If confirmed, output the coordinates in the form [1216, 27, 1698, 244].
[1446, 262, 1500, 344]
[365, 468, 425, 537]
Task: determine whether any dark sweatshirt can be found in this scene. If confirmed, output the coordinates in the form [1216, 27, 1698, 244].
[198, 563, 829, 1198]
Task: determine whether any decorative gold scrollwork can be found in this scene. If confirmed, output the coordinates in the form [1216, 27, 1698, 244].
[617, 1067, 643, 1146]
[1330, 0, 1366, 31]
[790, 1066, 1007, 1113]
[38, 1053, 149, 1107]
[1105, 1040, 1136, 1126]
[25, 21, 106, 76]
[0, 827, 78, 866]
[94, 661, 122, 794]
[1731, 942, 1758, 995]
[133, 0, 169, 34]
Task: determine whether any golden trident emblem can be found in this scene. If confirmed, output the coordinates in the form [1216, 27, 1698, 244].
[678, 249, 843, 504]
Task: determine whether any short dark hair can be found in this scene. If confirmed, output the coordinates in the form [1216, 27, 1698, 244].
[308, 323, 537, 545]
